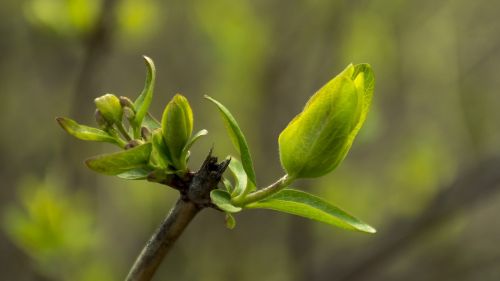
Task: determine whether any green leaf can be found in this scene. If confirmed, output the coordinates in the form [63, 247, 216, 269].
[227, 157, 254, 197]
[85, 143, 152, 175]
[278, 64, 374, 179]
[117, 167, 153, 180]
[205, 96, 257, 187]
[246, 189, 376, 233]
[56, 117, 120, 145]
[161, 94, 193, 169]
[210, 189, 242, 213]
[180, 129, 208, 162]
[221, 177, 233, 192]
[143, 113, 161, 130]
[225, 213, 236, 229]
[151, 129, 173, 168]
[134, 56, 156, 128]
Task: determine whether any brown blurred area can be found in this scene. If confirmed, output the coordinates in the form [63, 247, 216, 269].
[1, 0, 500, 280]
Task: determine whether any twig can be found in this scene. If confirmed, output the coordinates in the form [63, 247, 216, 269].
[125, 198, 200, 281]
[125, 151, 230, 281]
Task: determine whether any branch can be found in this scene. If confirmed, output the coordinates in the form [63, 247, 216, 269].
[125, 198, 199, 281]
[125, 151, 230, 281]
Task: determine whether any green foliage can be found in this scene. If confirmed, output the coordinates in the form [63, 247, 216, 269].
[279, 63, 374, 179]
[134, 56, 156, 135]
[161, 94, 194, 170]
[246, 189, 376, 233]
[205, 96, 257, 189]
[85, 143, 152, 175]
[2, 177, 114, 281]
[57, 56, 375, 234]
[56, 117, 121, 146]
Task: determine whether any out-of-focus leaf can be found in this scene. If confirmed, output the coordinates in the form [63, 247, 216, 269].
[85, 143, 152, 175]
[56, 117, 119, 145]
[225, 213, 236, 229]
[205, 96, 257, 187]
[134, 56, 156, 127]
[246, 189, 376, 233]
[210, 189, 242, 213]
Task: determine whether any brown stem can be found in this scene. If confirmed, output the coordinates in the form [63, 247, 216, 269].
[125, 198, 200, 281]
[125, 151, 230, 281]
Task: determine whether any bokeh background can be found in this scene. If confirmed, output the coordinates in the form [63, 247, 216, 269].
[1, 0, 500, 280]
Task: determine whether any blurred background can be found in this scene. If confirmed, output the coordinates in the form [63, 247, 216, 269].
[1, 0, 500, 280]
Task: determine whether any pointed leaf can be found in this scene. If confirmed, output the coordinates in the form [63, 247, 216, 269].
[85, 143, 152, 175]
[205, 96, 257, 187]
[134, 56, 156, 127]
[210, 189, 242, 213]
[56, 117, 119, 145]
[246, 189, 375, 233]
[181, 129, 208, 161]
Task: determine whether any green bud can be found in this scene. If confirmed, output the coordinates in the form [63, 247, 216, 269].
[94, 94, 123, 124]
[278, 63, 374, 179]
[123, 107, 135, 121]
[161, 94, 193, 169]
[94, 109, 111, 129]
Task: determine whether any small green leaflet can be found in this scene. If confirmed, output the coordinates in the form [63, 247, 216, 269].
[210, 189, 242, 213]
[205, 96, 257, 188]
[225, 213, 236, 229]
[56, 117, 120, 145]
[246, 189, 376, 233]
[143, 113, 161, 130]
[85, 143, 153, 175]
[134, 56, 156, 129]
[227, 157, 254, 197]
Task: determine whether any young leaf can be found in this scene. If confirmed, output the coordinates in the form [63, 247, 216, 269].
[151, 129, 173, 168]
[246, 189, 376, 233]
[180, 129, 208, 162]
[227, 157, 253, 197]
[143, 113, 161, 130]
[162, 94, 193, 169]
[85, 143, 153, 175]
[56, 117, 120, 145]
[278, 64, 374, 179]
[205, 96, 257, 187]
[210, 189, 242, 213]
[134, 56, 156, 128]
[225, 213, 236, 229]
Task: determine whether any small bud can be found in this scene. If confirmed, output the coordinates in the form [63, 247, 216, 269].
[141, 126, 151, 140]
[95, 109, 111, 129]
[161, 94, 193, 169]
[123, 107, 135, 121]
[119, 96, 135, 109]
[125, 139, 144, 150]
[94, 94, 123, 124]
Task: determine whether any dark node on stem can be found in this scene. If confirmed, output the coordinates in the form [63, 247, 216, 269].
[125, 139, 142, 149]
[187, 149, 230, 208]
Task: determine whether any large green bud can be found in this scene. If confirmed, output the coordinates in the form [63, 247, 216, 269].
[161, 94, 193, 169]
[278, 64, 374, 179]
[94, 93, 123, 125]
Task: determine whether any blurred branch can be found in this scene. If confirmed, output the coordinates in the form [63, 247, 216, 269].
[320, 156, 500, 281]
